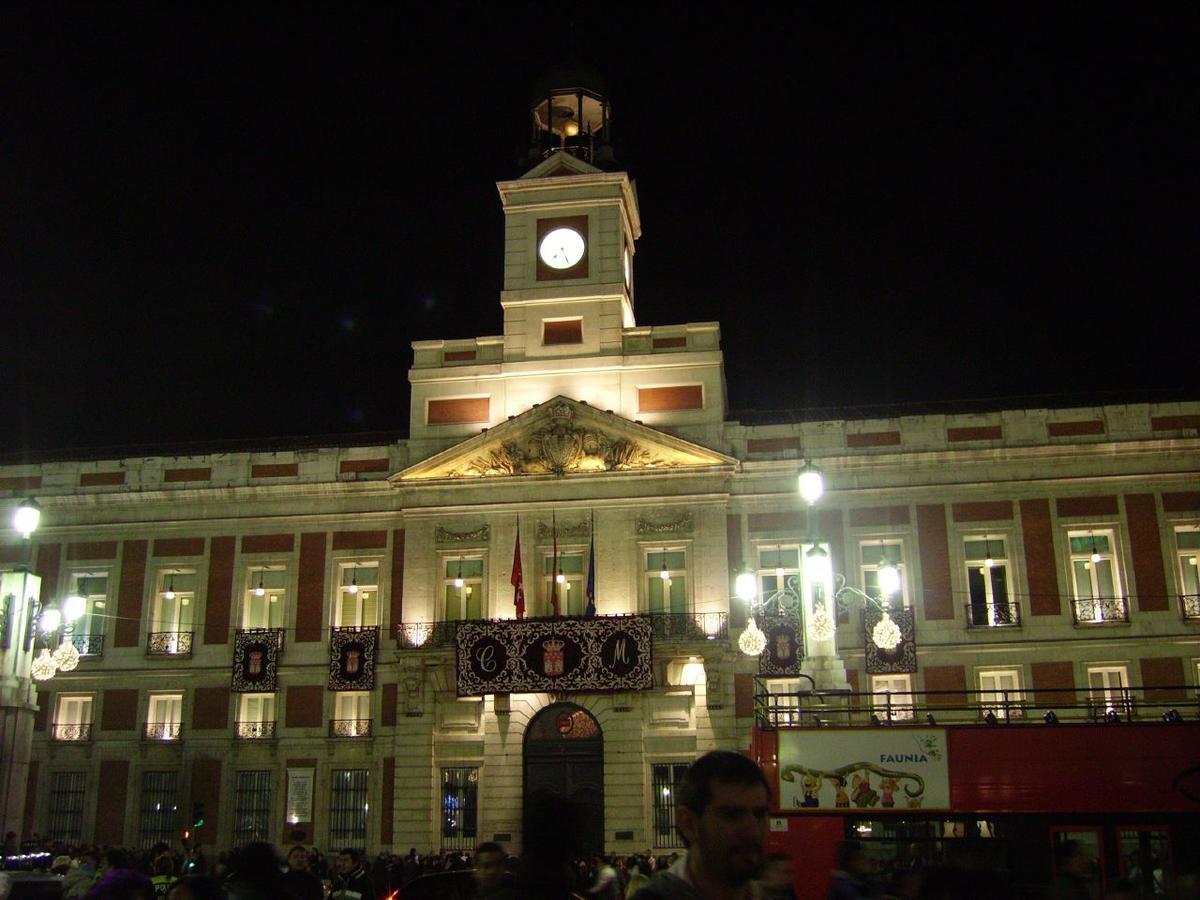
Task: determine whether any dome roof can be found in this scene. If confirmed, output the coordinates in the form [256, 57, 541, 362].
[530, 62, 609, 103]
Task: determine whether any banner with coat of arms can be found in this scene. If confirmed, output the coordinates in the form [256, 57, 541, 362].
[864, 607, 917, 674]
[328, 626, 378, 690]
[455, 615, 653, 696]
[231, 629, 282, 692]
[757, 614, 805, 676]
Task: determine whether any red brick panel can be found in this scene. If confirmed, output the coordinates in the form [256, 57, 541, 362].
[34, 690, 50, 732]
[1020, 500, 1062, 616]
[1140, 657, 1186, 701]
[845, 669, 861, 707]
[390, 529, 405, 630]
[94, 760, 129, 845]
[1124, 494, 1169, 612]
[381, 757, 396, 846]
[427, 398, 490, 425]
[164, 467, 212, 482]
[0, 546, 25, 564]
[101, 689, 140, 731]
[951, 501, 1014, 522]
[192, 687, 230, 730]
[734, 673, 755, 718]
[542, 319, 583, 345]
[1151, 415, 1200, 431]
[115, 540, 148, 647]
[36, 543, 62, 598]
[1162, 492, 1200, 513]
[80, 471, 126, 486]
[153, 537, 205, 557]
[242, 533, 295, 554]
[285, 686, 325, 728]
[381, 683, 398, 728]
[652, 336, 687, 349]
[204, 536, 235, 645]
[1048, 420, 1104, 437]
[23, 760, 38, 840]
[191, 758, 223, 837]
[331, 530, 388, 550]
[923, 665, 967, 708]
[747, 511, 806, 533]
[846, 431, 901, 448]
[1031, 661, 1076, 708]
[727, 514, 745, 628]
[746, 437, 802, 454]
[0, 475, 42, 490]
[295, 533, 327, 642]
[637, 385, 704, 413]
[947, 425, 1002, 442]
[916, 505, 954, 620]
[66, 541, 119, 560]
[1056, 496, 1119, 518]
[848, 506, 910, 527]
[443, 350, 477, 362]
[251, 463, 299, 478]
[339, 458, 390, 474]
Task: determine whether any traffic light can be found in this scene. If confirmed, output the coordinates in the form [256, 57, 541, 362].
[192, 802, 206, 829]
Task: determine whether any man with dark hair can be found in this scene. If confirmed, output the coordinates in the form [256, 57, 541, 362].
[282, 844, 324, 900]
[638, 750, 772, 899]
[473, 841, 519, 899]
[332, 847, 374, 900]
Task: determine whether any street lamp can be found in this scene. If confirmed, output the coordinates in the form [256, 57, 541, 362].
[12, 497, 40, 540]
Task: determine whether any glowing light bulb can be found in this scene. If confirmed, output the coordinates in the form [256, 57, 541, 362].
[878, 563, 901, 597]
[735, 570, 757, 602]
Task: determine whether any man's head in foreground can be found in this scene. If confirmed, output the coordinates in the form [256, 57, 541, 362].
[675, 750, 771, 888]
[474, 841, 507, 891]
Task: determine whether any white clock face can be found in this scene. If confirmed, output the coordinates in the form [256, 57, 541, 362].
[538, 227, 586, 269]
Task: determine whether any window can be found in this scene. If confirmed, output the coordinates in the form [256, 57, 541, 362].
[139, 771, 179, 848]
[1175, 527, 1200, 618]
[151, 568, 196, 653]
[543, 550, 584, 617]
[762, 678, 804, 727]
[333, 692, 371, 737]
[146, 694, 183, 741]
[651, 763, 689, 848]
[53, 695, 94, 742]
[964, 537, 1014, 626]
[440, 767, 479, 851]
[1069, 531, 1127, 623]
[329, 769, 368, 848]
[756, 545, 800, 603]
[442, 555, 483, 621]
[47, 772, 86, 843]
[237, 693, 276, 739]
[978, 668, 1024, 719]
[871, 674, 913, 721]
[646, 548, 688, 614]
[243, 566, 287, 629]
[335, 563, 379, 627]
[65, 571, 108, 653]
[233, 771, 272, 846]
[1087, 665, 1131, 718]
[861, 540, 908, 606]
[542, 318, 583, 345]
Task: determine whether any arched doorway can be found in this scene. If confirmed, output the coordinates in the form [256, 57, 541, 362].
[523, 702, 604, 857]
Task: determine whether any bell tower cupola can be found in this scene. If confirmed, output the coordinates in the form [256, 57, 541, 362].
[524, 62, 616, 172]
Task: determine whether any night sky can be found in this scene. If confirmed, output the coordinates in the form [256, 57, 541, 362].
[5, 5, 1196, 458]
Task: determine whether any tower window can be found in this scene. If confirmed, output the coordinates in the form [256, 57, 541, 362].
[542, 318, 583, 346]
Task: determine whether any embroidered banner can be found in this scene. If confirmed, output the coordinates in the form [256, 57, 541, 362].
[455, 615, 653, 696]
[758, 614, 805, 676]
[231, 629, 283, 692]
[328, 626, 378, 690]
[864, 607, 917, 674]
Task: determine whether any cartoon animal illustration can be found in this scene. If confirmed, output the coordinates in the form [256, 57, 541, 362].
[801, 773, 821, 807]
[879, 776, 898, 808]
[851, 771, 879, 807]
[829, 775, 849, 808]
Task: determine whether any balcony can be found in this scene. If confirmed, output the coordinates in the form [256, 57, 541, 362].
[394, 611, 728, 650]
[964, 602, 1022, 629]
[146, 631, 193, 656]
[70, 633, 105, 657]
[1071, 596, 1130, 625]
[1181, 594, 1200, 620]
[143, 721, 182, 742]
[235, 720, 277, 740]
[329, 718, 373, 738]
[51, 722, 93, 742]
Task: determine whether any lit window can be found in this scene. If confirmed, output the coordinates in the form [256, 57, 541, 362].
[65, 571, 108, 654]
[442, 555, 484, 621]
[763, 677, 803, 726]
[651, 763, 689, 848]
[237, 693, 276, 739]
[646, 548, 688, 614]
[1086, 665, 1130, 718]
[1174, 527, 1200, 618]
[243, 566, 287, 629]
[329, 769, 368, 848]
[757, 545, 800, 602]
[964, 537, 1014, 626]
[333, 692, 371, 737]
[1068, 531, 1127, 623]
[441, 767, 479, 851]
[232, 771, 272, 845]
[871, 674, 913, 721]
[860, 541, 908, 606]
[139, 771, 179, 848]
[52, 695, 94, 742]
[335, 563, 379, 627]
[977, 668, 1023, 719]
[146, 694, 183, 741]
[152, 569, 196, 653]
[543, 550, 584, 616]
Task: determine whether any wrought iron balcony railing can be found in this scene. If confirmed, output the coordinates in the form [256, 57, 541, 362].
[146, 631, 194, 656]
[236, 626, 286, 650]
[70, 633, 105, 657]
[1181, 593, 1200, 620]
[1071, 596, 1130, 625]
[329, 718, 373, 738]
[235, 720, 277, 740]
[752, 677, 1197, 729]
[143, 721, 182, 741]
[395, 611, 728, 650]
[964, 602, 1022, 628]
[51, 722, 93, 742]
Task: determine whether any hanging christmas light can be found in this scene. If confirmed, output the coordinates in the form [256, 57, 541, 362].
[31, 648, 59, 681]
[871, 609, 902, 651]
[738, 616, 768, 656]
[52, 639, 81, 673]
[809, 600, 835, 641]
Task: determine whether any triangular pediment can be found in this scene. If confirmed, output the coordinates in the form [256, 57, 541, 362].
[521, 151, 603, 180]
[395, 396, 737, 482]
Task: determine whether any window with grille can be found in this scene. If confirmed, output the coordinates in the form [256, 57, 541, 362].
[965, 537, 1013, 625]
[139, 771, 179, 848]
[651, 763, 689, 848]
[48, 772, 87, 843]
[440, 767, 478, 851]
[329, 769, 368, 848]
[233, 771, 272, 847]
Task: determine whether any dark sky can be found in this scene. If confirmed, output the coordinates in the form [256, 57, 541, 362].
[4, 5, 1196, 457]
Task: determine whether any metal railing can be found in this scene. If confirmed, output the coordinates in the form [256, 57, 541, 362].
[963, 602, 1021, 629]
[146, 631, 194, 656]
[394, 611, 728, 650]
[235, 627, 286, 650]
[1180, 593, 1200, 620]
[71, 633, 105, 657]
[51, 722, 93, 742]
[752, 678, 1198, 729]
[329, 718, 373, 738]
[1071, 596, 1130, 625]
[235, 720, 277, 740]
[143, 721, 182, 741]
